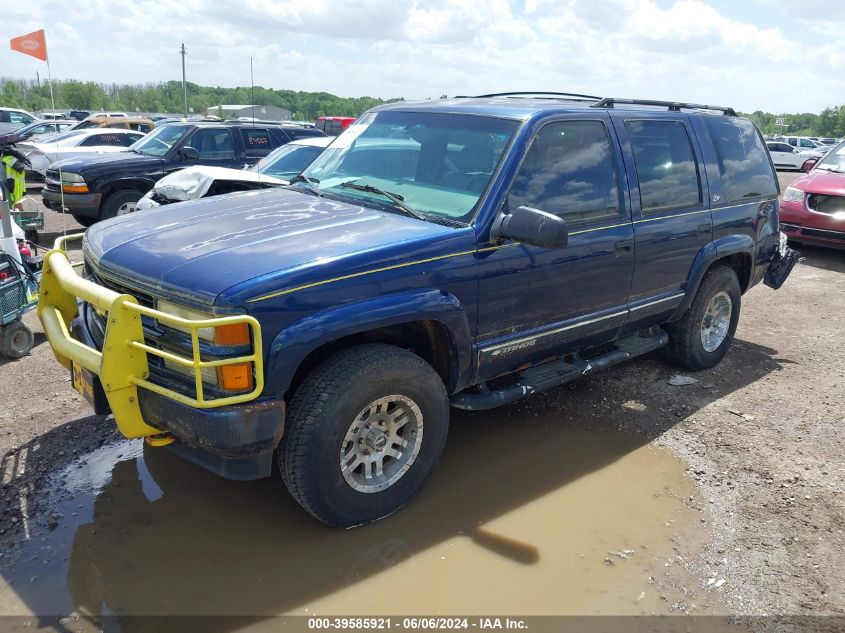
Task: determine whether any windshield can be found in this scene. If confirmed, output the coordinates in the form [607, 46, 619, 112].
[255, 143, 325, 179]
[814, 140, 845, 173]
[298, 110, 519, 222]
[129, 125, 190, 157]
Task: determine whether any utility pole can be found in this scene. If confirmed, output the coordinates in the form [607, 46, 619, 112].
[180, 43, 188, 118]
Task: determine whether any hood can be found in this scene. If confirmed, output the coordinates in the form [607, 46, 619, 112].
[151, 166, 287, 202]
[50, 150, 162, 174]
[85, 188, 465, 306]
[791, 169, 845, 196]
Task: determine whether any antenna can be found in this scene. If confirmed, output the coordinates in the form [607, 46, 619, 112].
[180, 43, 188, 118]
[250, 57, 256, 128]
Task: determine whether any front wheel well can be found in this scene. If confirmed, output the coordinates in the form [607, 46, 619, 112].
[100, 180, 152, 202]
[286, 321, 456, 400]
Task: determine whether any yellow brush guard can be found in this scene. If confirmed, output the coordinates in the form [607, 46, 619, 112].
[37, 234, 264, 439]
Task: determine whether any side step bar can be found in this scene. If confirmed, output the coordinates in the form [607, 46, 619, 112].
[451, 329, 669, 411]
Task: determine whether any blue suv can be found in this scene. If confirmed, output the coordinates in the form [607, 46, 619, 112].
[38, 93, 797, 527]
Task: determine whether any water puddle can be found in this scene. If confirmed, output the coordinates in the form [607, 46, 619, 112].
[0, 404, 719, 624]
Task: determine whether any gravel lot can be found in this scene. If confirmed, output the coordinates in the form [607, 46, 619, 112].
[0, 172, 843, 623]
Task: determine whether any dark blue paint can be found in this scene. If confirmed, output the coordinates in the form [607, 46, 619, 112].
[80, 97, 783, 407]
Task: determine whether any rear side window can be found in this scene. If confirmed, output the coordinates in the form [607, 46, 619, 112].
[241, 128, 273, 157]
[190, 128, 236, 160]
[508, 120, 622, 225]
[704, 117, 777, 202]
[625, 119, 701, 213]
[81, 133, 127, 146]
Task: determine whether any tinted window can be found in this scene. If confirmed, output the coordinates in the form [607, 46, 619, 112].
[508, 120, 621, 224]
[190, 128, 235, 159]
[704, 117, 777, 202]
[242, 128, 273, 157]
[768, 143, 792, 153]
[625, 120, 701, 213]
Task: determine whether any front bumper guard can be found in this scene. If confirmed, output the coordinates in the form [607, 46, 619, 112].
[37, 234, 264, 439]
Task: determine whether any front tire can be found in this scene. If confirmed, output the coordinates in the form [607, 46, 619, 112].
[665, 265, 741, 370]
[100, 189, 142, 221]
[279, 344, 450, 527]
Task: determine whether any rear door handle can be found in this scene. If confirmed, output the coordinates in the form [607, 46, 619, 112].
[614, 239, 633, 254]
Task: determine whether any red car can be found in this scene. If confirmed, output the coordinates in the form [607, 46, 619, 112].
[314, 116, 356, 136]
[780, 140, 845, 249]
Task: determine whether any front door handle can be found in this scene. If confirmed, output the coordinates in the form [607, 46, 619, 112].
[614, 239, 633, 254]
[698, 223, 711, 234]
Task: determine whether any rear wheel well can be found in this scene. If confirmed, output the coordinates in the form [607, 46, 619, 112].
[715, 253, 752, 293]
[286, 321, 456, 400]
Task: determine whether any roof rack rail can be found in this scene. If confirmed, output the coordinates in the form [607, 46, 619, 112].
[458, 91, 603, 101]
[591, 98, 737, 116]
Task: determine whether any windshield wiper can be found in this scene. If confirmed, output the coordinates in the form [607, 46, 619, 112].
[340, 181, 427, 221]
[288, 174, 323, 197]
[815, 165, 843, 173]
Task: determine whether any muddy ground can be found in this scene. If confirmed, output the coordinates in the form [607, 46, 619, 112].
[0, 174, 843, 627]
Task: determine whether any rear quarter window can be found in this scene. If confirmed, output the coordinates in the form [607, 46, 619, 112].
[242, 128, 274, 157]
[704, 117, 777, 202]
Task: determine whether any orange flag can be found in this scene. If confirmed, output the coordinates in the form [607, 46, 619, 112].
[10, 29, 48, 62]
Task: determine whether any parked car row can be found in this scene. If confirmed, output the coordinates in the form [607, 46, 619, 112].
[19, 128, 145, 178]
[41, 119, 328, 224]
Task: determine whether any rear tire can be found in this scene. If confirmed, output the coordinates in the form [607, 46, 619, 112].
[0, 321, 34, 359]
[100, 189, 142, 221]
[665, 265, 741, 371]
[279, 344, 450, 527]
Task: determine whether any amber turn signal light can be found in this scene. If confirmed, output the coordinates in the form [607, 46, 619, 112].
[217, 363, 254, 392]
[214, 322, 250, 346]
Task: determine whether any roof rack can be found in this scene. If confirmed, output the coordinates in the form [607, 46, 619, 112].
[591, 98, 737, 116]
[458, 91, 603, 101]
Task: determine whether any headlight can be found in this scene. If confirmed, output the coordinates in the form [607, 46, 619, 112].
[57, 172, 88, 193]
[155, 299, 251, 346]
[782, 186, 805, 203]
[60, 172, 85, 184]
[155, 299, 215, 341]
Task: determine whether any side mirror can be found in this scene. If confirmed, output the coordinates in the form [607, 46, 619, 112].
[792, 148, 800, 154]
[180, 146, 199, 161]
[803, 158, 818, 172]
[492, 205, 568, 249]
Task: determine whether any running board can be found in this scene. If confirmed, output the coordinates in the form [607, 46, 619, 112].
[451, 329, 669, 411]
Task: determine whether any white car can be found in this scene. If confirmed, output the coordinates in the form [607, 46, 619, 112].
[137, 136, 331, 209]
[0, 107, 36, 134]
[19, 128, 146, 176]
[766, 141, 823, 172]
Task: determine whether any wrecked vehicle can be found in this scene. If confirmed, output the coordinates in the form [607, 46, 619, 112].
[38, 93, 797, 527]
[135, 136, 332, 210]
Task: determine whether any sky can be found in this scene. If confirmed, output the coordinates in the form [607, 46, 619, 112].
[2, 0, 844, 113]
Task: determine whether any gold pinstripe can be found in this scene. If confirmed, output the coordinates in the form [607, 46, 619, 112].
[246, 243, 521, 302]
[247, 200, 771, 303]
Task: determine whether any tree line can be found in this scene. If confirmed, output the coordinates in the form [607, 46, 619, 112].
[0, 77, 398, 120]
[744, 109, 845, 138]
[2, 76, 845, 136]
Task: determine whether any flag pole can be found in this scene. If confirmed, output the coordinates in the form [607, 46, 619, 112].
[45, 58, 56, 113]
[46, 56, 66, 236]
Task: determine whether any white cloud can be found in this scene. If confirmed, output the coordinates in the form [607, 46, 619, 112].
[0, 0, 842, 112]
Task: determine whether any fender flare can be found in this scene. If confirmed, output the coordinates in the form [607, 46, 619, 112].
[672, 236, 754, 318]
[263, 289, 474, 397]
